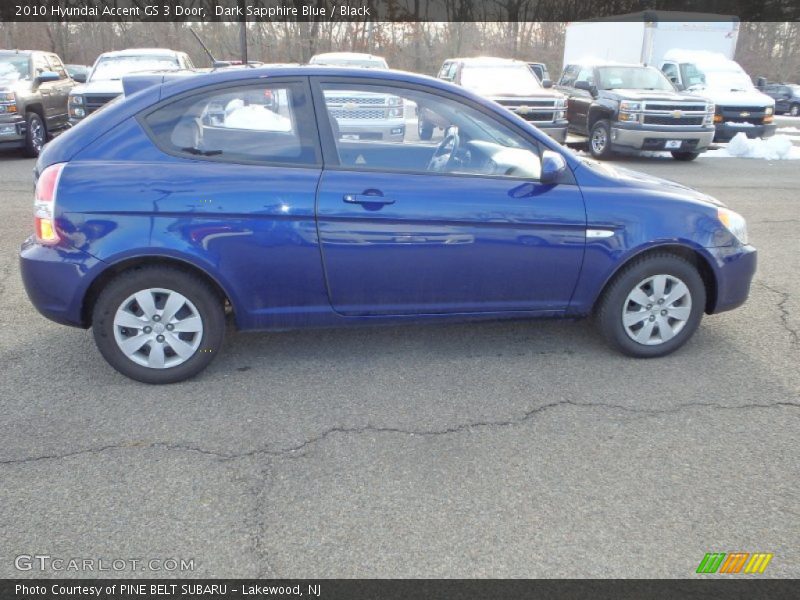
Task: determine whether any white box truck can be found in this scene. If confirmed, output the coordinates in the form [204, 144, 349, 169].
[563, 11, 776, 141]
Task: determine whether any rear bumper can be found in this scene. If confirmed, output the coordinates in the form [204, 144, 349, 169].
[714, 122, 777, 142]
[20, 238, 103, 328]
[611, 123, 715, 153]
[707, 244, 757, 314]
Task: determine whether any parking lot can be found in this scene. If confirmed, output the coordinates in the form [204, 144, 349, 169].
[0, 121, 798, 578]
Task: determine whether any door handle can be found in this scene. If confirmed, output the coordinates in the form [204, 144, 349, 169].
[343, 193, 395, 205]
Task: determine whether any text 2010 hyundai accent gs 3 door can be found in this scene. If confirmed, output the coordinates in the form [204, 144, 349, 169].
[20, 67, 756, 383]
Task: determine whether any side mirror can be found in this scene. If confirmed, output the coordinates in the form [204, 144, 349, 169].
[540, 150, 567, 185]
[541, 78, 553, 88]
[71, 72, 87, 83]
[574, 80, 597, 96]
[35, 71, 60, 84]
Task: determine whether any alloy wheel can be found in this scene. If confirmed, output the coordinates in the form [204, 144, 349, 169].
[112, 288, 204, 368]
[622, 274, 692, 346]
[591, 126, 608, 154]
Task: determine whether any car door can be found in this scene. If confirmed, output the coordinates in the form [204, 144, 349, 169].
[558, 65, 591, 134]
[46, 54, 72, 128]
[32, 53, 57, 123]
[311, 78, 586, 316]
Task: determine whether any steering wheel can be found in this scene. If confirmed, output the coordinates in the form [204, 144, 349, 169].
[427, 127, 460, 172]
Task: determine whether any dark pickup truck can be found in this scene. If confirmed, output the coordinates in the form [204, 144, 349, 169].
[557, 62, 716, 161]
[758, 81, 800, 117]
[0, 50, 74, 156]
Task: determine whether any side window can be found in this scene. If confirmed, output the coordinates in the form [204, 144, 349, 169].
[559, 65, 579, 87]
[437, 62, 452, 80]
[48, 55, 68, 79]
[661, 63, 679, 84]
[32, 54, 49, 76]
[142, 82, 319, 166]
[575, 66, 594, 86]
[184, 55, 195, 69]
[318, 82, 542, 180]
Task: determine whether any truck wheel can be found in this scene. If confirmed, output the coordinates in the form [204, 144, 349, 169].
[92, 266, 225, 384]
[596, 253, 706, 358]
[23, 112, 46, 158]
[589, 119, 613, 159]
[418, 118, 434, 141]
[790, 104, 800, 117]
[671, 151, 700, 161]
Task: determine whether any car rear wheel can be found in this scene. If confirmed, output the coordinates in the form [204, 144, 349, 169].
[790, 104, 800, 117]
[589, 119, 614, 159]
[23, 112, 46, 158]
[92, 267, 225, 383]
[596, 253, 706, 358]
[671, 151, 700, 161]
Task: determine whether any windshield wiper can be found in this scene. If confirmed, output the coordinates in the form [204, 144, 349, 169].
[181, 147, 222, 156]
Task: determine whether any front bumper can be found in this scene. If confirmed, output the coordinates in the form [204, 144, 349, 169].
[707, 244, 757, 314]
[611, 123, 716, 153]
[20, 238, 103, 328]
[537, 121, 568, 144]
[0, 115, 27, 148]
[338, 119, 406, 141]
[714, 122, 777, 142]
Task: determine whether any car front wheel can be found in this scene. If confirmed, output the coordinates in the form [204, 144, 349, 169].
[92, 266, 225, 383]
[596, 253, 706, 357]
[23, 112, 46, 157]
[589, 119, 614, 159]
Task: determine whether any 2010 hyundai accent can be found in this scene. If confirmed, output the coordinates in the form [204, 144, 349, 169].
[20, 66, 757, 383]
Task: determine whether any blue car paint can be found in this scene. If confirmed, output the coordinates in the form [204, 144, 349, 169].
[21, 66, 756, 332]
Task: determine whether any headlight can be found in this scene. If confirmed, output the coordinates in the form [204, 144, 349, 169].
[388, 107, 402, 118]
[555, 97, 567, 108]
[619, 101, 641, 112]
[764, 106, 773, 115]
[705, 103, 715, 113]
[0, 91, 17, 113]
[718, 208, 748, 245]
[69, 95, 84, 105]
[387, 96, 401, 106]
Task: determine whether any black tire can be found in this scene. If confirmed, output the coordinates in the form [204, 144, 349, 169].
[596, 253, 706, 358]
[671, 151, 700, 161]
[418, 118, 434, 141]
[92, 266, 225, 384]
[23, 112, 46, 158]
[790, 104, 800, 117]
[589, 119, 614, 159]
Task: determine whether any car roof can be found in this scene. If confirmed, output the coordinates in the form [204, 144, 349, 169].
[446, 57, 527, 66]
[0, 49, 33, 56]
[97, 48, 183, 59]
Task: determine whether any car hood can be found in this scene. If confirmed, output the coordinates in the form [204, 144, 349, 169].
[575, 156, 725, 208]
[600, 89, 703, 102]
[71, 79, 124, 96]
[488, 88, 565, 100]
[684, 86, 774, 107]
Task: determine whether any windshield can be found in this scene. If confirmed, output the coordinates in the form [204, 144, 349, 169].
[90, 55, 180, 82]
[596, 66, 674, 91]
[312, 57, 387, 68]
[0, 55, 30, 82]
[460, 64, 542, 96]
[681, 62, 754, 91]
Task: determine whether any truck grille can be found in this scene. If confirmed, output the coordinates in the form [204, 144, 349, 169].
[718, 106, 767, 124]
[84, 94, 119, 114]
[329, 107, 386, 120]
[640, 101, 708, 127]
[495, 99, 559, 124]
[644, 115, 704, 126]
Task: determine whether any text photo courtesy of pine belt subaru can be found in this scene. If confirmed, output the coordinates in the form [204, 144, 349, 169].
[19, 67, 756, 383]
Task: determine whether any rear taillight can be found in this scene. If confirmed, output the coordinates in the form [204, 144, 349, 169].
[34, 162, 65, 244]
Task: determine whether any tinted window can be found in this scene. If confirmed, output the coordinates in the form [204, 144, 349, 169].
[559, 65, 580, 87]
[318, 82, 542, 179]
[48, 55, 68, 79]
[143, 82, 319, 166]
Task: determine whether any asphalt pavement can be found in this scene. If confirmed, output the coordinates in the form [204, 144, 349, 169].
[0, 125, 797, 578]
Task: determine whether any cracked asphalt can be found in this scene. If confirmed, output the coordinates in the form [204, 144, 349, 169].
[0, 144, 797, 578]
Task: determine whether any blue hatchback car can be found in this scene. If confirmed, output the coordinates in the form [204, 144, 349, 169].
[20, 66, 756, 383]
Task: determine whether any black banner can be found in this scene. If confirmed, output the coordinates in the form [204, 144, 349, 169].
[1, 0, 799, 23]
[3, 579, 800, 600]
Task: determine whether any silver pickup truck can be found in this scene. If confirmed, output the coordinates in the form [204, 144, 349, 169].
[309, 52, 405, 141]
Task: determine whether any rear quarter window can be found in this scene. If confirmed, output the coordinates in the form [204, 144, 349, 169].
[140, 81, 320, 167]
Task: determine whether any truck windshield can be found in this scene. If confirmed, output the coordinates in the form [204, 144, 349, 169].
[460, 64, 542, 96]
[681, 63, 754, 91]
[596, 66, 673, 91]
[90, 55, 180, 82]
[0, 55, 31, 82]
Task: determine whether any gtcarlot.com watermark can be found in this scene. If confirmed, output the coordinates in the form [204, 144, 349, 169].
[15, 554, 195, 572]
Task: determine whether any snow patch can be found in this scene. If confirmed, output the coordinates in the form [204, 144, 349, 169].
[702, 133, 800, 159]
